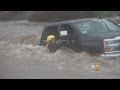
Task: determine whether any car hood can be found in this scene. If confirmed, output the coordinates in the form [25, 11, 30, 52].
[81, 31, 120, 41]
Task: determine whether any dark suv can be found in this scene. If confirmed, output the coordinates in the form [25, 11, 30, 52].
[40, 18, 120, 59]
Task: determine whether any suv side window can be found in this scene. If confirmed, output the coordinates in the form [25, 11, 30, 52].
[60, 24, 74, 35]
[59, 24, 76, 43]
[40, 25, 59, 45]
[44, 25, 59, 40]
[60, 24, 75, 39]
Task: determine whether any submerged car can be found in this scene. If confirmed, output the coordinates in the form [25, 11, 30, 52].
[40, 17, 120, 60]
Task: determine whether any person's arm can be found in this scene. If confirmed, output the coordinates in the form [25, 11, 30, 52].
[47, 42, 60, 52]
[47, 40, 70, 52]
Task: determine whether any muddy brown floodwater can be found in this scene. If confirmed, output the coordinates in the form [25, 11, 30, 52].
[0, 21, 120, 79]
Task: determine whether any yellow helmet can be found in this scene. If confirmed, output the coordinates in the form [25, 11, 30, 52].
[47, 35, 56, 42]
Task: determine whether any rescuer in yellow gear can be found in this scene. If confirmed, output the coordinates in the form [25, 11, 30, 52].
[45, 34, 72, 53]
[45, 35, 62, 53]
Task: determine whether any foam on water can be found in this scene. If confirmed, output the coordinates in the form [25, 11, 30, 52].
[0, 40, 119, 73]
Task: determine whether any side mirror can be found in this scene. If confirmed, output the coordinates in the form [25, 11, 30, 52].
[60, 31, 68, 36]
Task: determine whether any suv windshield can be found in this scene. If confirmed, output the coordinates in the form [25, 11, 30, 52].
[103, 19, 120, 31]
[75, 20, 108, 34]
[75, 19, 120, 35]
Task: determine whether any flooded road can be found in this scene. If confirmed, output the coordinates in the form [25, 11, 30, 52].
[0, 21, 120, 79]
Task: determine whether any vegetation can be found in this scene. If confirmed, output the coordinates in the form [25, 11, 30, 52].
[0, 11, 120, 22]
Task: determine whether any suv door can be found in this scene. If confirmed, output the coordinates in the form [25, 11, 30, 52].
[59, 24, 76, 48]
[59, 24, 81, 51]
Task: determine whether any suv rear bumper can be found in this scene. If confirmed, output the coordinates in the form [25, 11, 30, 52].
[101, 53, 120, 60]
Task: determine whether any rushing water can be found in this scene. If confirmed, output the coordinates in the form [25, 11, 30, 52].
[0, 21, 120, 79]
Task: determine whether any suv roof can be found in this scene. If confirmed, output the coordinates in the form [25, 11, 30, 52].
[45, 18, 107, 27]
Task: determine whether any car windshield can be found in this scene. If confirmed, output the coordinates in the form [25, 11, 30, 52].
[75, 20, 109, 34]
[102, 19, 120, 31]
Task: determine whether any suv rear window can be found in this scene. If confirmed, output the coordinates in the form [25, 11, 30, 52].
[41, 25, 59, 44]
